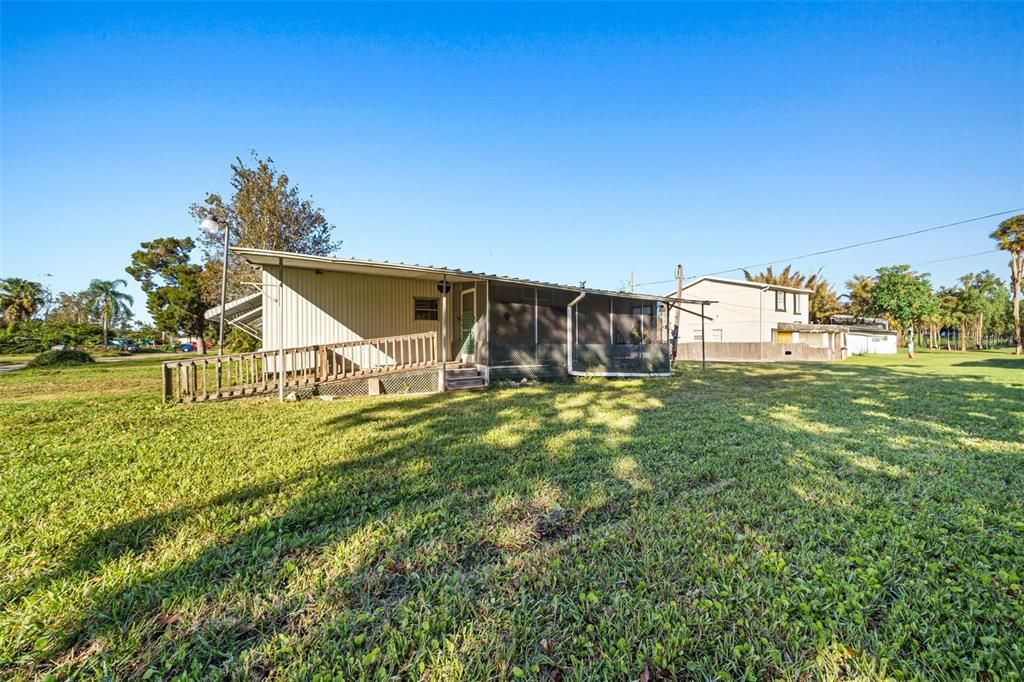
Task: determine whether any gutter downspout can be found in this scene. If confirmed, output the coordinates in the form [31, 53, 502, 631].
[278, 256, 285, 402]
[759, 284, 768, 361]
[566, 291, 586, 376]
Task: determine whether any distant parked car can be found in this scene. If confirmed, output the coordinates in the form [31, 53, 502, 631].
[110, 338, 140, 352]
[177, 340, 210, 353]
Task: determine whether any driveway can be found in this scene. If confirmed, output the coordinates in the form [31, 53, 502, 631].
[0, 352, 178, 374]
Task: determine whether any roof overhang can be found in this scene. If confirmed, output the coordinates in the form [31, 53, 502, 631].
[204, 291, 262, 324]
[233, 248, 712, 304]
[777, 322, 848, 333]
[675, 276, 813, 296]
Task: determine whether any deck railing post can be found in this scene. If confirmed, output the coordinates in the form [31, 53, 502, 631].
[162, 363, 172, 403]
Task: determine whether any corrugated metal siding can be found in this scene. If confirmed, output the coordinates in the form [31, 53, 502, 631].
[262, 267, 450, 355]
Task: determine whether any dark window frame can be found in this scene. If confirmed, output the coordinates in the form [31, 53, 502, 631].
[775, 290, 787, 312]
[793, 293, 802, 315]
[414, 297, 439, 321]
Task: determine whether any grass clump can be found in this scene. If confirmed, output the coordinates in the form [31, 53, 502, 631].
[0, 350, 1022, 679]
[26, 349, 95, 367]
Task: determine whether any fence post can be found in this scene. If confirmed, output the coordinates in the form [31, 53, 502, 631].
[162, 363, 172, 403]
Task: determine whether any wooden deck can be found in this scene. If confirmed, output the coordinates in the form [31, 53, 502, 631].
[162, 331, 438, 403]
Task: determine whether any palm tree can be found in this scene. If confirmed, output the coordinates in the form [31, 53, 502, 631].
[844, 275, 876, 318]
[742, 266, 841, 322]
[991, 215, 1024, 354]
[84, 279, 134, 346]
[0, 278, 45, 330]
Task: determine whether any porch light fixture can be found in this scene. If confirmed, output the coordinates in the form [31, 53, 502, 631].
[200, 216, 229, 354]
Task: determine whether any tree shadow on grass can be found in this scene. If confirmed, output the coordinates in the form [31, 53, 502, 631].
[4, 361, 1023, 679]
[954, 356, 1024, 370]
[4, 382, 670, 678]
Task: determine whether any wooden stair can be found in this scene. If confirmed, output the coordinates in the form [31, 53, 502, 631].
[445, 365, 486, 391]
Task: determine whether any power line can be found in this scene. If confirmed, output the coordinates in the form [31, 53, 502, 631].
[910, 249, 998, 268]
[634, 207, 1021, 289]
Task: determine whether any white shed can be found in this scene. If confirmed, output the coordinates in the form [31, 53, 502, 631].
[846, 329, 898, 355]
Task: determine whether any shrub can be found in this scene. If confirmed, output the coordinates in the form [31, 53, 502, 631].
[0, 321, 104, 353]
[27, 349, 95, 367]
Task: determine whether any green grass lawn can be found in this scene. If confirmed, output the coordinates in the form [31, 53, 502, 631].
[1, 351, 1022, 680]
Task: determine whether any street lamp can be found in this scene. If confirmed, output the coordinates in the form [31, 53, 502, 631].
[200, 216, 229, 353]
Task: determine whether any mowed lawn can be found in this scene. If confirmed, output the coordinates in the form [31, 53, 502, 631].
[1, 351, 1022, 681]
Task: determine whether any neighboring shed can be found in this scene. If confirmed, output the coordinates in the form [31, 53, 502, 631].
[775, 322, 846, 360]
[846, 328, 898, 355]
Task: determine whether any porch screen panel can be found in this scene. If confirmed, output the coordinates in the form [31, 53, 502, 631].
[573, 294, 670, 374]
[575, 295, 611, 344]
[488, 283, 568, 379]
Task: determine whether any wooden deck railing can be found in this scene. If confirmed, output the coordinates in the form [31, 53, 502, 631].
[162, 331, 438, 403]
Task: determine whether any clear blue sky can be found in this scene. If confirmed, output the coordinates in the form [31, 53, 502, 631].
[2, 2, 1022, 321]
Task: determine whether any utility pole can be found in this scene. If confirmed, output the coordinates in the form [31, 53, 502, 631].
[674, 264, 683, 332]
[671, 264, 683, 361]
[628, 271, 635, 293]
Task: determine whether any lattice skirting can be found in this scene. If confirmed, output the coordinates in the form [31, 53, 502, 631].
[293, 368, 440, 401]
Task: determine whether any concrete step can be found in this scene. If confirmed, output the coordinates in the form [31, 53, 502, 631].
[445, 367, 481, 379]
[446, 376, 486, 390]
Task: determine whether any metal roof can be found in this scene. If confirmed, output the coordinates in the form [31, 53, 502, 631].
[204, 291, 262, 324]
[233, 248, 714, 304]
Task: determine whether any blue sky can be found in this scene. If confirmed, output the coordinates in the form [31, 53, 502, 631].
[2, 2, 1022, 321]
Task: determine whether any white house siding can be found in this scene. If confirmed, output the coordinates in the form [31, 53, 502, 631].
[261, 266, 454, 360]
[846, 331, 897, 355]
[673, 278, 810, 345]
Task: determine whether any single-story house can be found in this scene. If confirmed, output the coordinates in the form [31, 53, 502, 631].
[667, 276, 811, 345]
[169, 248, 714, 402]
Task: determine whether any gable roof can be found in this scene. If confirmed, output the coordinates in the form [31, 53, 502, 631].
[671, 275, 813, 296]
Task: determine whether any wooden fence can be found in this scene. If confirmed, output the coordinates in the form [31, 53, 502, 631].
[162, 331, 438, 403]
[675, 341, 837, 363]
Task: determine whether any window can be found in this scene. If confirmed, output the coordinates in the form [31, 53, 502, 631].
[793, 294, 802, 314]
[693, 330, 703, 342]
[414, 297, 438, 321]
[775, 290, 787, 312]
[711, 329, 723, 342]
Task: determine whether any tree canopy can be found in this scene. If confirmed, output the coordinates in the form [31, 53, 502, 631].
[126, 237, 209, 352]
[83, 279, 134, 346]
[0, 278, 46, 330]
[189, 152, 341, 299]
[990, 214, 1024, 354]
[868, 265, 937, 358]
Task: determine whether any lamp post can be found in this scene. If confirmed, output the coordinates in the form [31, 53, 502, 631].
[200, 216, 229, 354]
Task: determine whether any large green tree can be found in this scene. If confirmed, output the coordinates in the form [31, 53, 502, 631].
[990, 214, 1024, 354]
[868, 265, 937, 359]
[126, 237, 209, 354]
[958, 271, 1006, 349]
[188, 152, 341, 300]
[0, 278, 46, 330]
[742, 265, 842, 322]
[83, 279, 134, 346]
